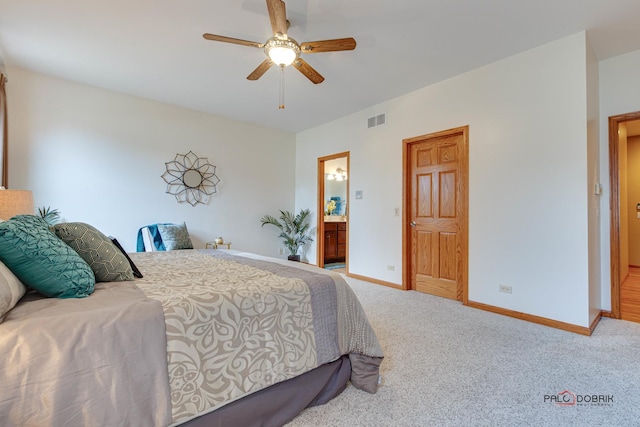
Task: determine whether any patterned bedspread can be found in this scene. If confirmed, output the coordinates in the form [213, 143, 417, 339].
[130, 250, 383, 426]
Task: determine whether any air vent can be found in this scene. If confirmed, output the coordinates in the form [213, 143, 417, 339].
[367, 113, 387, 128]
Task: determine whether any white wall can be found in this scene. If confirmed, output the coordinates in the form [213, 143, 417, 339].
[7, 67, 296, 255]
[599, 48, 640, 310]
[296, 33, 592, 326]
[586, 38, 601, 324]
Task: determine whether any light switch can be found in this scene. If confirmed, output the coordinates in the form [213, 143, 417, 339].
[355, 190, 363, 200]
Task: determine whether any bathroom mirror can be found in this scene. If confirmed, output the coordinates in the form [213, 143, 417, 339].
[324, 157, 348, 220]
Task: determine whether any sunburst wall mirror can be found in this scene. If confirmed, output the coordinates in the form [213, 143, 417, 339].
[161, 151, 220, 206]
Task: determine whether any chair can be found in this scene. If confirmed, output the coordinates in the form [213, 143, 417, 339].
[136, 224, 169, 252]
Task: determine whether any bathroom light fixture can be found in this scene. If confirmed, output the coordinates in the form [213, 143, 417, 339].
[326, 168, 348, 181]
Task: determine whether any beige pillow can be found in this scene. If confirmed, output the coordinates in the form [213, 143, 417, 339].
[0, 260, 27, 323]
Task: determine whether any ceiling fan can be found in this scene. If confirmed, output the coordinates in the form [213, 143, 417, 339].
[203, 0, 356, 108]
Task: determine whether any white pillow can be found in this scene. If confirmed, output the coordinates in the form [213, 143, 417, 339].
[0, 260, 27, 322]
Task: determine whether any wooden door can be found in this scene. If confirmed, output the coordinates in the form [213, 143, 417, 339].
[403, 127, 468, 302]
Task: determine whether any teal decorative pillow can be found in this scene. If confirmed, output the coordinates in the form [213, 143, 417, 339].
[157, 222, 193, 250]
[0, 215, 95, 298]
[53, 222, 134, 282]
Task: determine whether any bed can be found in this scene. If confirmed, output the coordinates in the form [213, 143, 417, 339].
[0, 221, 383, 427]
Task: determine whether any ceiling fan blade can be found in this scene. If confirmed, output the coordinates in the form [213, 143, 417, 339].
[266, 0, 288, 36]
[292, 58, 324, 84]
[300, 38, 356, 53]
[203, 33, 263, 48]
[247, 59, 274, 80]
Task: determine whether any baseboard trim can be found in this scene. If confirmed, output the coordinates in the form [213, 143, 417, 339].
[346, 272, 402, 290]
[466, 300, 594, 336]
[589, 312, 602, 334]
[600, 310, 614, 318]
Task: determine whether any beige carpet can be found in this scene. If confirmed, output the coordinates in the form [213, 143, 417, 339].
[287, 275, 640, 426]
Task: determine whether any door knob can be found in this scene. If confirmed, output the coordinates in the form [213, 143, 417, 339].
[410, 221, 416, 227]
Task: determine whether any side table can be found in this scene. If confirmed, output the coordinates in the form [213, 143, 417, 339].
[206, 241, 232, 249]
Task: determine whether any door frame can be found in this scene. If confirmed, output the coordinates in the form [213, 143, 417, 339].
[317, 151, 350, 269]
[609, 110, 640, 318]
[402, 126, 469, 303]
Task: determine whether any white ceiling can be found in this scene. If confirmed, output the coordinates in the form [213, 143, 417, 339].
[1, 0, 640, 133]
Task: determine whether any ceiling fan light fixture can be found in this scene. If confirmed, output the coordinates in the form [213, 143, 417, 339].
[265, 37, 300, 67]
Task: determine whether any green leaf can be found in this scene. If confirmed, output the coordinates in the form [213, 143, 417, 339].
[260, 208, 314, 256]
[37, 206, 61, 226]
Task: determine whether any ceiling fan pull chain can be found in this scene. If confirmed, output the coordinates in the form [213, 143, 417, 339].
[279, 65, 286, 109]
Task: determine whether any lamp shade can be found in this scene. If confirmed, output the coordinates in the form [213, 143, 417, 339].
[0, 189, 34, 220]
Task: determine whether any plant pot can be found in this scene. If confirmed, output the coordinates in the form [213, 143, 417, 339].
[288, 255, 300, 262]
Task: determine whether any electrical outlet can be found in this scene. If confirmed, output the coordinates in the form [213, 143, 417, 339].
[387, 265, 395, 271]
[278, 248, 285, 255]
[499, 285, 512, 294]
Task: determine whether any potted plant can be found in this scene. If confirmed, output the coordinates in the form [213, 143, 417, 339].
[260, 209, 313, 261]
[38, 206, 61, 225]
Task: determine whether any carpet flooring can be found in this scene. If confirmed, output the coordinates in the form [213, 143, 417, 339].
[286, 275, 640, 427]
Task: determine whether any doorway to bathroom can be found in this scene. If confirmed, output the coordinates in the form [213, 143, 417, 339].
[317, 152, 349, 272]
[609, 112, 640, 322]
